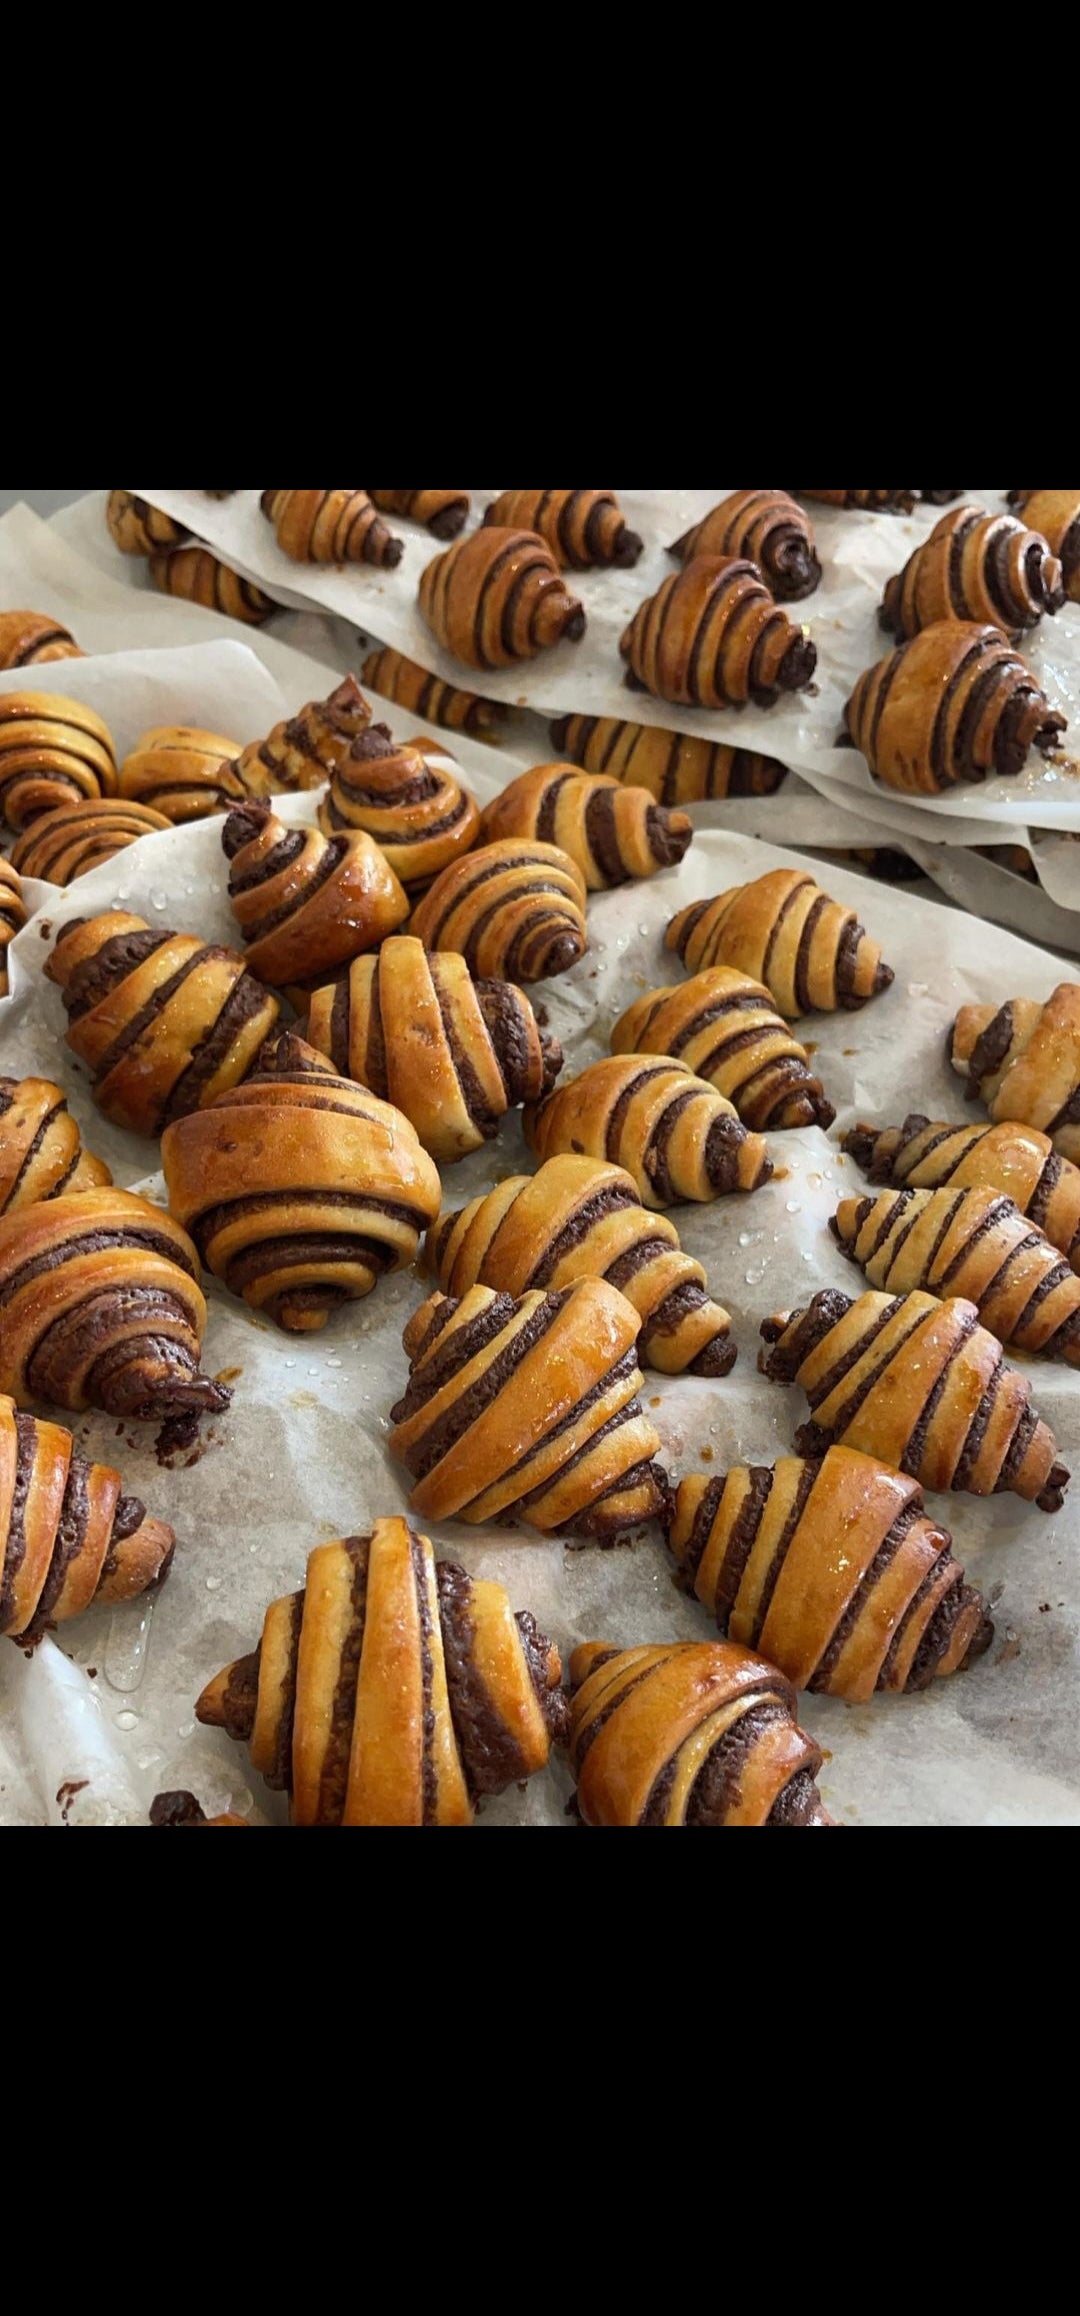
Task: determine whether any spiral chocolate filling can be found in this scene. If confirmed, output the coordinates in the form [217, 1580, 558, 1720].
[436, 1561, 565, 1795]
[475, 981, 561, 1105]
[392, 1296, 562, 1474]
[311, 1542, 372, 1822]
[61, 927, 171, 1020]
[160, 968, 274, 1123]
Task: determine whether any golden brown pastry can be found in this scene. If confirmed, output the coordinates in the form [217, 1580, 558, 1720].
[483, 490, 642, 569]
[425, 1154, 737, 1377]
[880, 505, 1064, 640]
[368, 489, 470, 539]
[478, 763, 691, 889]
[150, 1794, 250, 1827]
[409, 839, 587, 982]
[797, 490, 962, 512]
[260, 487, 402, 568]
[568, 1640, 831, 1826]
[360, 644, 507, 740]
[106, 490, 189, 556]
[832, 1185, 1080, 1364]
[549, 713, 788, 801]
[10, 798, 172, 884]
[305, 935, 561, 1165]
[759, 1286, 1068, 1511]
[317, 726, 480, 889]
[163, 1032, 440, 1331]
[843, 621, 1066, 793]
[46, 910, 279, 1137]
[1007, 491, 1080, 600]
[0, 1392, 174, 1642]
[418, 527, 586, 669]
[842, 1114, 1080, 1273]
[612, 970, 835, 1131]
[196, 1517, 566, 1825]
[666, 867, 893, 1016]
[620, 557, 817, 709]
[671, 491, 821, 601]
[0, 861, 27, 999]
[222, 801, 408, 991]
[668, 1447, 991, 1699]
[524, 1053, 771, 1209]
[0, 1187, 228, 1423]
[0, 1076, 110, 1211]
[233, 675, 372, 800]
[0, 611, 84, 668]
[950, 986, 1080, 1163]
[119, 725, 247, 824]
[0, 693, 117, 829]
[149, 546, 276, 625]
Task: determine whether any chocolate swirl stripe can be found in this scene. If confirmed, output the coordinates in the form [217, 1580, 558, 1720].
[612, 969, 834, 1133]
[841, 1114, 1080, 1272]
[525, 1053, 771, 1209]
[671, 491, 821, 602]
[410, 838, 587, 983]
[0, 1392, 174, 1640]
[483, 490, 642, 570]
[232, 677, 372, 802]
[844, 620, 1066, 793]
[360, 645, 505, 738]
[261, 488, 402, 569]
[881, 505, 1064, 641]
[318, 725, 480, 889]
[568, 1640, 831, 1826]
[620, 556, 817, 710]
[549, 712, 788, 802]
[368, 490, 470, 539]
[832, 1185, 1080, 1364]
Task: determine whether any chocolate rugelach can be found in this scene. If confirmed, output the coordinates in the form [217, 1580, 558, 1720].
[620, 556, 817, 710]
[11, 798, 172, 884]
[483, 489, 642, 570]
[418, 526, 586, 669]
[843, 620, 1066, 794]
[0, 691, 117, 830]
[667, 867, 893, 1018]
[232, 675, 372, 801]
[0, 1073, 111, 1211]
[117, 724, 247, 825]
[369, 489, 470, 539]
[317, 724, 481, 890]
[949, 985, 1080, 1167]
[409, 837, 588, 984]
[479, 763, 692, 891]
[360, 645, 506, 740]
[548, 713, 789, 803]
[841, 1114, 1080, 1273]
[1007, 490, 1080, 602]
[612, 968, 835, 1133]
[0, 610, 84, 668]
[261, 487, 402, 568]
[222, 800, 408, 994]
[0, 861, 27, 999]
[671, 490, 821, 601]
[880, 504, 1064, 641]
[106, 490, 188, 555]
[525, 1053, 771, 1211]
[148, 546, 276, 625]
[831, 1184, 1080, 1364]
[795, 490, 963, 512]
[0, 1391, 175, 1642]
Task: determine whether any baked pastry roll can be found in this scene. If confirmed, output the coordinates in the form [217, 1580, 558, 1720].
[483, 490, 642, 569]
[0, 693, 117, 829]
[106, 490, 188, 556]
[233, 675, 372, 800]
[47, 909, 279, 1137]
[1007, 491, 1080, 600]
[0, 1075, 110, 1211]
[950, 985, 1080, 1162]
[149, 546, 276, 625]
[222, 801, 408, 993]
[368, 489, 470, 538]
[568, 1640, 831, 1826]
[150, 1794, 249, 1827]
[418, 527, 586, 669]
[842, 1113, 1080, 1272]
[479, 763, 691, 889]
[196, 1517, 566, 1825]
[549, 713, 788, 802]
[612, 969, 835, 1131]
[0, 1392, 174, 1642]
[391, 1279, 668, 1539]
[119, 725, 246, 824]
[832, 1184, 1080, 1364]
[425, 1153, 737, 1377]
[410, 838, 587, 982]
[305, 935, 561, 1165]
[667, 867, 893, 1016]
[797, 489, 962, 512]
[318, 725, 480, 889]
[0, 1187, 228, 1423]
[10, 798, 171, 884]
[759, 1286, 1067, 1511]
[843, 621, 1066, 792]
[671, 490, 821, 601]
[620, 556, 817, 709]
[360, 644, 506, 739]
[524, 1053, 771, 1209]
[880, 505, 1064, 640]
[260, 487, 402, 568]
[0, 611, 84, 668]
[162, 1033, 441, 1332]
[0, 861, 27, 998]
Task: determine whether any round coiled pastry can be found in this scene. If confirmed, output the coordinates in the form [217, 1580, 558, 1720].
[195, 1517, 566, 1826]
[0, 862, 27, 999]
[524, 1053, 771, 1209]
[0, 693, 117, 829]
[233, 676, 372, 800]
[222, 801, 409, 991]
[260, 488, 402, 568]
[549, 713, 789, 802]
[418, 527, 586, 669]
[1007, 490, 1080, 601]
[148, 546, 276, 625]
[106, 490, 189, 556]
[880, 504, 1064, 640]
[0, 611, 84, 668]
[950, 985, 1080, 1163]
[666, 867, 894, 1016]
[305, 935, 561, 1166]
[0, 1187, 229, 1422]
[797, 489, 962, 512]
[360, 644, 506, 739]
[832, 1184, 1080, 1363]
[759, 1285, 1068, 1512]
[368, 489, 470, 538]
[484, 490, 642, 569]
[0, 1075, 111, 1211]
[10, 798, 172, 884]
[842, 1113, 1080, 1273]
[568, 1640, 831, 1826]
[668, 1447, 992, 1700]
[425, 1154, 737, 1377]
[843, 621, 1067, 792]
[391, 1277, 669, 1541]
[620, 556, 817, 709]
[46, 909, 280, 1137]
[162, 1032, 441, 1332]
[409, 838, 588, 983]
[612, 969, 835, 1132]
[317, 725, 481, 889]
[0, 1392, 174, 1642]
[478, 763, 691, 889]
[119, 725, 247, 823]
[671, 490, 821, 601]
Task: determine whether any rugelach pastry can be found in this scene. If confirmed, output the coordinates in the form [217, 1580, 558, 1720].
[106, 490, 188, 555]
[233, 676, 371, 799]
[318, 725, 480, 889]
[0, 1076, 110, 1211]
[410, 838, 588, 982]
[950, 986, 1080, 1162]
[0, 611, 83, 668]
[119, 725, 247, 823]
[368, 489, 470, 538]
[1007, 491, 1080, 600]
[10, 798, 171, 884]
[222, 801, 408, 991]
[483, 490, 642, 568]
[261, 487, 402, 567]
[843, 621, 1066, 792]
[667, 867, 892, 1015]
[0, 1392, 174, 1642]
[620, 556, 817, 708]
[568, 1640, 832, 1825]
[880, 505, 1064, 639]
[479, 763, 691, 888]
[842, 1114, 1080, 1272]
[0, 862, 27, 998]
[832, 1184, 1080, 1363]
[524, 1052, 771, 1209]
[612, 969, 835, 1130]
[670, 490, 821, 600]
[360, 644, 507, 738]
[149, 546, 275, 624]
[0, 693, 117, 829]
[418, 528, 586, 669]
[797, 489, 962, 512]
[549, 713, 788, 801]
